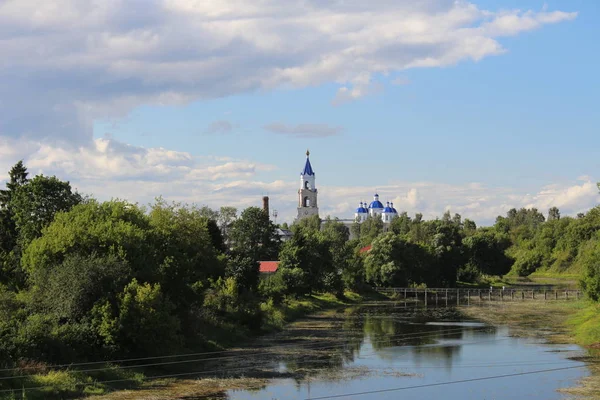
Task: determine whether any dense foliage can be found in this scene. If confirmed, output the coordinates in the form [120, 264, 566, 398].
[1, 161, 600, 398]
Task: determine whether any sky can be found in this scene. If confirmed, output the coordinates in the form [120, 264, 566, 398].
[0, 0, 599, 225]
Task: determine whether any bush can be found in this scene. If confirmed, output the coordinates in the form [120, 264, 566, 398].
[92, 279, 183, 357]
[579, 241, 600, 301]
[258, 273, 287, 304]
[512, 251, 543, 276]
[202, 277, 262, 331]
[457, 262, 481, 283]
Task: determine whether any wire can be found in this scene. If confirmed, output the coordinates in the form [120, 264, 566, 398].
[0, 325, 485, 376]
[0, 304, 427, 373]
[0, 357, 589, 395]
[0, 334, 519, 389]
[301, 365, 589, 400]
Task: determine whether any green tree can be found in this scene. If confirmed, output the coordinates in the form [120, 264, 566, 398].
[548, 206, 561, 221]
[364, 232, 427, 287]
[22, 200, 153, 286]
[390, 212, 412, 236]
[462, 230, 512, 277]
[11, 175, 82, 246]
[92, 279, 182, 356]
[0, 161, 29, 287]
[292, 214, 321, 234]
[229, 207, 280, 263]
[34, 253, 131, 321]
[579, 239, 600, 301]
[359, 216, 384, 246]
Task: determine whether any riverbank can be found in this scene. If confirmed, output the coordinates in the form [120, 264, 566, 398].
[460, 300, 600, 399]
[1, 291, 383, 400]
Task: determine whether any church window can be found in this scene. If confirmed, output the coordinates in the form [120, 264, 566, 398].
[303, 196, 310, 207]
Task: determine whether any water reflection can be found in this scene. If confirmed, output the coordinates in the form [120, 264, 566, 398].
[185, 305, 588, 400]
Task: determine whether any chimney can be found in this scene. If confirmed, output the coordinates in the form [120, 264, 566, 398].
[262, 196, 269, 215]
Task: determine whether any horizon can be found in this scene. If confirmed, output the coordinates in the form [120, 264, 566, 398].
[1, 0, 598, 226]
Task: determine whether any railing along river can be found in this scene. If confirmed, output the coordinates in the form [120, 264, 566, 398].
[376, 287, 582, 306]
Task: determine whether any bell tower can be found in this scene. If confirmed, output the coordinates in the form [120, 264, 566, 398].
[297, 150, 319, 220]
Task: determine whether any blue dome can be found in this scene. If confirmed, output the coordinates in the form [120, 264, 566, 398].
[356, 202, 368, 213]
[369, 200, 384, 209]
[383, 206, 394, 213]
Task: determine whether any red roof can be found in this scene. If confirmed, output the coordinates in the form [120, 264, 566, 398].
[259, 261, 280, 273]
[359, 245, 372, 254]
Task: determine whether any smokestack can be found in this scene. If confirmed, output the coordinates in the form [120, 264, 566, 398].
[262, 196, 269, 216]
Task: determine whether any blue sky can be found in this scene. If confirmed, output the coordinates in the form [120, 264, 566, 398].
[1, 0, 598, 224]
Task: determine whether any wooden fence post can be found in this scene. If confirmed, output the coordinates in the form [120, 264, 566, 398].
[457, 289, 460, 305]
[511, 290, 514, 300]
[555, 290, 558, 300]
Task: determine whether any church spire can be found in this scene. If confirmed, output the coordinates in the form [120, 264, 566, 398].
[302, 150, 314, 176]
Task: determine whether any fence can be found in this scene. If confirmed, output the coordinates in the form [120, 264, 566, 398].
[375, 287, 582, 306]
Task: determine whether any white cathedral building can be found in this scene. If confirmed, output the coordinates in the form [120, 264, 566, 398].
[296, 151, 399, 225]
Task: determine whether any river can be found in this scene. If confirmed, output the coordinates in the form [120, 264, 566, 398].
[219, 305, 588, 400]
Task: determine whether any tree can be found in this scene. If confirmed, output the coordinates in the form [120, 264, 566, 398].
[292, 214, 321, 234]
[217, 206, 237, 248]
[22, 200, 153, 286]
[278, 230, 332, 295]
[390, 212, 411, 236]
[364, 232, 426, 287]
[11, 175, 82, 246]
[34, 253, 131, 321]
[0, 160, 29, 208]
[359, 216, 383, 246]
[463, 219, 477, 234]
[92, 279, 182, 357]
[229, 207, 280, 263]
[462, 230, 512, 277]
[0, 161, 29, 254]
[548, 207, 561, 221]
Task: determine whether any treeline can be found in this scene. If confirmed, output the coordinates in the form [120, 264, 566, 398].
[2, 160, 600, 397]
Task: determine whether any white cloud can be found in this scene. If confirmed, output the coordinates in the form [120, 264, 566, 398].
[0, 137, 597, 225]
[264, 123, 343, 138]
[0, 0, 576, 142]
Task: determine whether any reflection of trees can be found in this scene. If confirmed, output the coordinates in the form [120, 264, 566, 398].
[214, 305, 499, 395]
[362, 306, 497, 368]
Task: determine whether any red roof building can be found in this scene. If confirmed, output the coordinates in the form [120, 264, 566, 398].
[259, 261, 280, 273]
[359, 245, 372, 254]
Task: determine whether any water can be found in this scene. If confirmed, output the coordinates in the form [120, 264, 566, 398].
[224, 306, 589, 400]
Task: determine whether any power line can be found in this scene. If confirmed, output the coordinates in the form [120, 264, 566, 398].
[0, 325, 483, 376]
[0, 358, 588, 396]
[0, 303, 428, 373]
[0, 326, 489, 382]
[301, 365, 589, 400]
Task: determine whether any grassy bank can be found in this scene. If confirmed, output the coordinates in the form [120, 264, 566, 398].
[0, 291, 378, 400]
[460, 300, 600, 399]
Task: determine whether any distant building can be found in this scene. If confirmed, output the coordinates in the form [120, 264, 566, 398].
[259, 261, 279, 274]
[296, 150, 319, 221]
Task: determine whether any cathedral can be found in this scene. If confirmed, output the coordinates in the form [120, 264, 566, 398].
[296, 151, 399, 225]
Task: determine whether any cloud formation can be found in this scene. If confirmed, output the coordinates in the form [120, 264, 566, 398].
[0, 0, 576, 143]
[0, 137, 597, 226]
[204, 120, 234, 135]
[264, 123, 343, 138]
